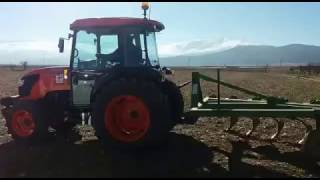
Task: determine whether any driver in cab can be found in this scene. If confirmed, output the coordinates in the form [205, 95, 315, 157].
[125, 34, 143, 66]
[97, 34, 142, 68]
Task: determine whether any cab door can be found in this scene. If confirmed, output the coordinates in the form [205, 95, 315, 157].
[71, 71, 97, 108]
[70, 31, 98, 108]
[70, 31, 120, 108]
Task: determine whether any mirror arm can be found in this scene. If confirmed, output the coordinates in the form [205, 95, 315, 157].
[62, 33, 73, 41]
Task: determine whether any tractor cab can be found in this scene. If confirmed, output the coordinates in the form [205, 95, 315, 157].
[66, 17, 164, 71]
[58, 17, 165, 107]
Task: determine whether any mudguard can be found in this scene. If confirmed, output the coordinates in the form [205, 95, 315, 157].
[90, 66, 164, 103]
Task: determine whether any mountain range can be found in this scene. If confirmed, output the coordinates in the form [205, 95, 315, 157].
[160, 44, 320, 67]
[1, 43, 320, 67]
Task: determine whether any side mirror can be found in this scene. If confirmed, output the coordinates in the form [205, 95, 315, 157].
[162, 66, 173, 75]
[58, 38, 64, 53]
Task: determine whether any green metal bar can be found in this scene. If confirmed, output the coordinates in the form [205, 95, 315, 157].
[191, 72, 203, 108]
[204, 97, 266, 103]
[205, 98, 320, 109]
[186, 108, 318, 118]
[286, 102, 320, 108]
[277, 104, 320, 110]
[203, 97, 320, 110]
[203, 103, 280, 109]
[202, 103, 312, 109]
[203, 98, 306, 109]
[217, 69, 221, 106]
[198, 73, 269, 99]
[191, 72, 196, 108]
[200, 96, 320, 112]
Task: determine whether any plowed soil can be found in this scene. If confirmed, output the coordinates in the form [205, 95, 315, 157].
[0, 67, 319, 177]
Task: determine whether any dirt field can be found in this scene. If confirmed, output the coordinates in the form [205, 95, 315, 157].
[0, 67, 320, 177]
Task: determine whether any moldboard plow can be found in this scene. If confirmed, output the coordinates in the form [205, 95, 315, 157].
[183, 69, 320, 160]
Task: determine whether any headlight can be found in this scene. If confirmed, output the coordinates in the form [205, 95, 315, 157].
[18, 79, 24, 87]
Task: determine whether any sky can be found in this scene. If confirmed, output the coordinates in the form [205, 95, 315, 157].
[0, 2, 320, 65]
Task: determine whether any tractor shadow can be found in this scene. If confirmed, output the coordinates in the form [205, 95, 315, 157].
[209, 141, 293, 178]
[228, 130, 320, 176]
[245, 144, 320, 177]
[0, 131, 225, 178]
[0, 129, 317, 178]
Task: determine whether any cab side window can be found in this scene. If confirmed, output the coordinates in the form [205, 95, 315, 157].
[100, 35, 119, 54]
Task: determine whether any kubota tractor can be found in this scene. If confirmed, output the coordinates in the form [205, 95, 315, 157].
[3, 3, 320, 160]
[0, 3, 184, 150]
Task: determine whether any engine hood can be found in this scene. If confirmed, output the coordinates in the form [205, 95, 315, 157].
[18, 66, 71, 100]
[24, 66, 69, 77]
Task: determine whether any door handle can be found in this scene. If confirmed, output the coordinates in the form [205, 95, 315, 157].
[72, 77, 79, 85]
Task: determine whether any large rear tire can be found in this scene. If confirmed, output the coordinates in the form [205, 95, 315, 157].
[92, 77, 172, 150]
[161, 79, 184, 126]
[5, 100, 49, 144]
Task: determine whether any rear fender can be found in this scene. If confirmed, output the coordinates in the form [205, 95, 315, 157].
[90, 67, 164, 103]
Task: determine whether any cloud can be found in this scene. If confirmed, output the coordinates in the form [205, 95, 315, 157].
[0, 41, 71, 65]
[158, 38, 251, 57]
[0, 41, 58, 52]
[0, 38, 252, 65]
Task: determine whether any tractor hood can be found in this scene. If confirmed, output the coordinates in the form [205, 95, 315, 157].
[18, 66, 70, 100]
[24, 66, 69, 77]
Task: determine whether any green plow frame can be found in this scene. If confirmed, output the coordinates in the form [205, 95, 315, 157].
[185, 69, 320, 119]
[184, 69, 320, 135]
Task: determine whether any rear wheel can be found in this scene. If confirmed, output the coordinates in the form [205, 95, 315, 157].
[5, 100, 49, 144]
[162, 79, 184, 126]
[92, 78, 172, 150]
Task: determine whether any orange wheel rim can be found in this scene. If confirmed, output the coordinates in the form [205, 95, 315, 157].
[104, 95, 150, 142]
[12, 110, 35, 137]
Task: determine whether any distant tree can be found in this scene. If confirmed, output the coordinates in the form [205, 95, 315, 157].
[20, 61, 28, 70]
[9, 64, 14, 71]
[265, 64, 269, 72]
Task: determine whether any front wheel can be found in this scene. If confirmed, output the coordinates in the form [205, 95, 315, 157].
[5, 100, 49, 144]
[92, 78, 172, 150]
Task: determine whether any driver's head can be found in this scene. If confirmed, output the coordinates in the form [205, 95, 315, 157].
[127, 34, 135, 46]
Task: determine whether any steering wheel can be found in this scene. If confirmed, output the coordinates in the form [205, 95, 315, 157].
[96, 53, 118, 68]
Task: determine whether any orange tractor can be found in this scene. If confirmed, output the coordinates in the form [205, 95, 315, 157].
[0, 3, 185, 150]
[2, 3, 320, 161]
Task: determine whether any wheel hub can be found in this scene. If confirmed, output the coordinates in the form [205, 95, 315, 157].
[12, 110, 35, 137]
[129, 110, 139, 119]
[104, 95, 150, 142]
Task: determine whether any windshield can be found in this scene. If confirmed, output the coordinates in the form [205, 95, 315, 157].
[72, 31, 98, 70]
[72, 30, 159, 71]
[145, 32, 160, 67]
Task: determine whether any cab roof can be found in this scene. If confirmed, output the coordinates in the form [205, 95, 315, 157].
[70, 17, 165, 31]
